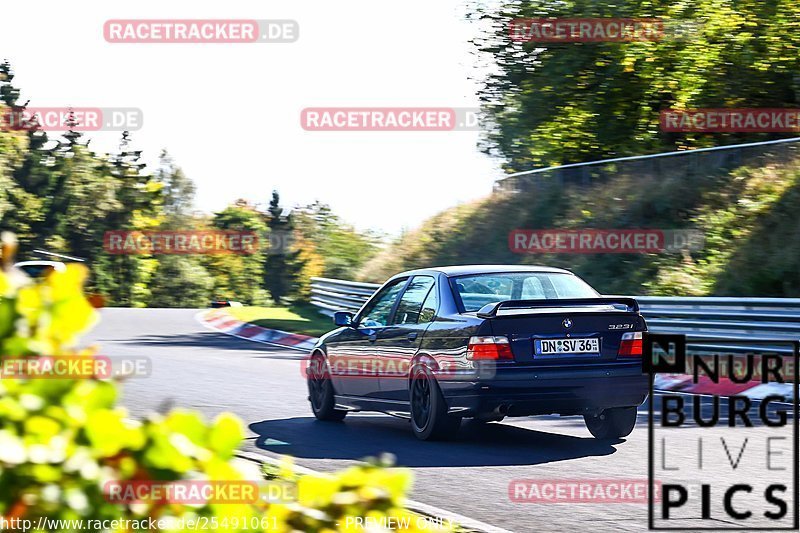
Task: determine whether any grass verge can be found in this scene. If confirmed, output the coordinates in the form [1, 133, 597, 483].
[225, 303, 333, 337]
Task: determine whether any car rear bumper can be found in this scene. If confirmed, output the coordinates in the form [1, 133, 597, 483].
[437, 362, 648, 417]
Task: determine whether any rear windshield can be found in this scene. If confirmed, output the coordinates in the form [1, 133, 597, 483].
[450, 272, 599, 312]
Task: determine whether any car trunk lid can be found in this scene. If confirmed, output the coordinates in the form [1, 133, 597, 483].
[477, 298, 646, 364]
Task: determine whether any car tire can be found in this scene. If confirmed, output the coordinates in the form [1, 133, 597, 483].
[307, 353, 346, 422]
[410, 364, 461, 441]
[584, 407, 637, 439]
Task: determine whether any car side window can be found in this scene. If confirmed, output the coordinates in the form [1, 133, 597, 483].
[392, 276, 435, 325]
[358, 278, 406, 328]
[417, 282, 439, 323]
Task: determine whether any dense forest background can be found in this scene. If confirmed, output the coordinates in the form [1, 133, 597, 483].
[358, 0, 800, 296]
[0, 61, 381, 307]
[3, 0, 800, 303]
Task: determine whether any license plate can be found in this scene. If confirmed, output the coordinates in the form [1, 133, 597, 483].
[535, 337, 600, 356]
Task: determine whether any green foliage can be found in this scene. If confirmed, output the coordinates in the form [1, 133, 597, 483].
[0, 119, 26, 224]
[148, 256, 214, 308]
[359, 0, 800, 298]
[157, 150, 196, 227]
[262, 192, 304, 305]
[474, 0, 800, 170]
[359, 147, 800, 297]
[224, 304, 336, 338]
[294, 201, 381, 280]
[0, 62, 373, 308]
[0, 240, 449, 532]
[205, 202, 270, 306]
[271, 456, 451, 532]
[0, 255, 254, 531]
[696, 164, 800, 295]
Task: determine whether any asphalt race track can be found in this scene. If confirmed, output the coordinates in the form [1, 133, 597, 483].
[85, 309, 796, 533]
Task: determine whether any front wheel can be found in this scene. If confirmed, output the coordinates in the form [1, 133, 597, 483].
[584, 407, 637, 439]
[307, 353, 346, 422]
[409, 365, 461, 441]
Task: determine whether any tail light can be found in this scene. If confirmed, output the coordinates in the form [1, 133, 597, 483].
[618, 332, 643, 357]
[467, 336, 514, 360]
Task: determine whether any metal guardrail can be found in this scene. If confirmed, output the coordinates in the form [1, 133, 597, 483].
[310, 277, 800, 352]
[494, 137, 800, 193]
[309, 277, 380, 314]
[634, 296, 800, 353]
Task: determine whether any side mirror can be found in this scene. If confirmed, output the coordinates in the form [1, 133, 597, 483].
[334, 311, 355, 327]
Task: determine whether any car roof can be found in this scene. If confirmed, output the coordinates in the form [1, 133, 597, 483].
[393, 264, 574, 278]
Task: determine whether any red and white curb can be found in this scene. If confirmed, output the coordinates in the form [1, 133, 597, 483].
[654, 373, 793, 401]
[196, 309, 317, 352]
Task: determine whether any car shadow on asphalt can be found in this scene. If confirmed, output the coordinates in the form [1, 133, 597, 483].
[115, 331, 302, 354]
[248, 415, 621, 467]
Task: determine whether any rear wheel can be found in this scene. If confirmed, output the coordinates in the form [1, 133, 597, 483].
[307, 353, 346, 422]
[410, 365, 460, 440]
[584, 407, 637, 439]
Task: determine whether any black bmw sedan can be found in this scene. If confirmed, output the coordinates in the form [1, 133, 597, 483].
[306, 265, 648, 441]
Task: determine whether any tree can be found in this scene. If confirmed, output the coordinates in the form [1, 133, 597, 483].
[88, 132, 160, 306]
[148, 255, 214, 307]
[293, 200, 381, 279]
[473, 0, 800, 170]
[147, 152, 215, 307]
[0, 60, 375, 307]
[0, 105, 27, 228]
[0, 60, 51, 249]
[204, 201, 269, 305]
[263, 191, 304, 305]
[157, 149, 196, 227]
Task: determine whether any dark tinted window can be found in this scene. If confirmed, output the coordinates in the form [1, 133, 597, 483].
[359, 278, 406, 327]
[393, 276, 435, 325]
[18, 265, 55, 278]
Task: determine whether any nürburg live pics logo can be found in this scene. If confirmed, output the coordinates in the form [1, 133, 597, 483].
[645, 334, 798, 530]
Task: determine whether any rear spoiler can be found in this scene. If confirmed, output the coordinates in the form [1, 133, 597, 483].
[476, 297, 639, 318]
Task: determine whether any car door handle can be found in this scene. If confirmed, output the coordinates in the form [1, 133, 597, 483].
[407, 332, 418, 341]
